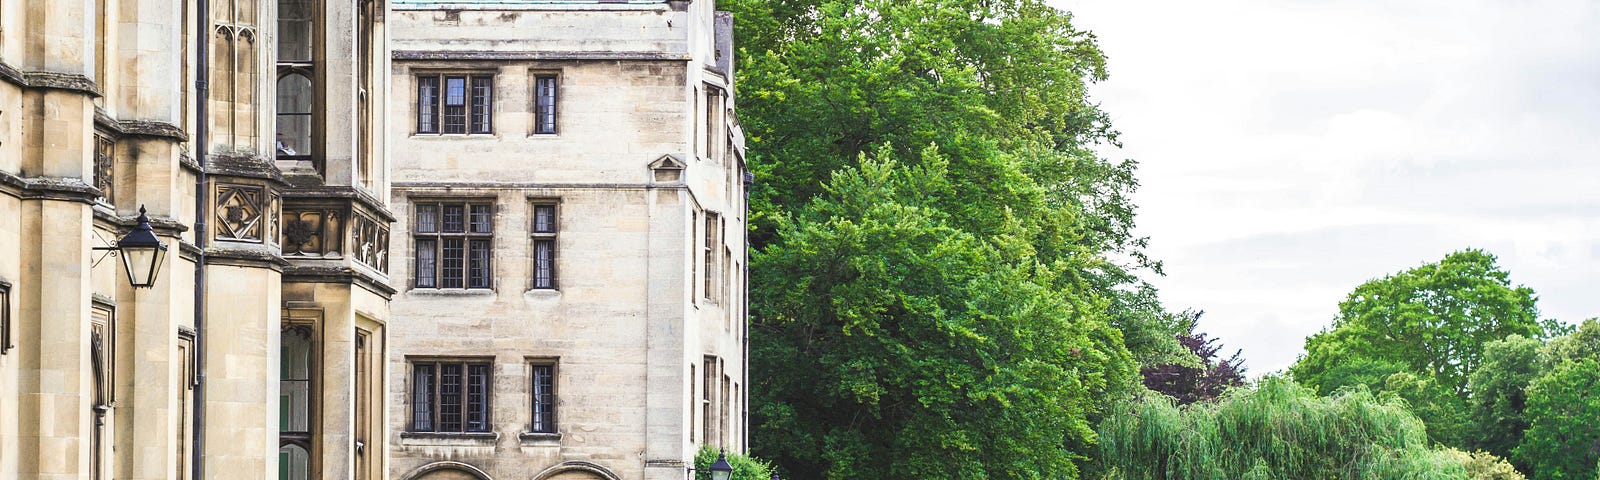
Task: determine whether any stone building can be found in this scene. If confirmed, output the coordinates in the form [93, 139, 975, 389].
[384, 1, 749, 480]
[0, 0, 392, 478]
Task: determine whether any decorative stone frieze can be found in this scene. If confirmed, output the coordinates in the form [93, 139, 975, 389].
[216, 183, 267, 242]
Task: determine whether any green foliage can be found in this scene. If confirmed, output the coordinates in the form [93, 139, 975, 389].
[750, 154, 1136, 479]
[695, 446, 776, 480]
[1466, 334, 1545, 462]
[1515, 357, 1600, 480]
[1292, 249, 1547, 398]
[1098, 376, 1471, 479]
[1440, 449, 1527, 480]
[1381, 372, 1471, 447]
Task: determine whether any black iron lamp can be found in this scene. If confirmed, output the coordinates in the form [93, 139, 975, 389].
[99, 206, 168, 288]
[709, 450, 734, 480]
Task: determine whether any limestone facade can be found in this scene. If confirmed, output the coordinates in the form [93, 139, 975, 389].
[385, 2, 749, 480]
[0, 0, 392, 478]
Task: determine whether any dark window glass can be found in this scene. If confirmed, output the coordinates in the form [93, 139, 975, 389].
[415, 239, 437, 288]
[415, 201, 494, 290]
[410, 361, 490, 433]
[534, 240, 555, 289]
[276, 73, 313, 158]
[443, 76, 467, 134]
[411, 364, 435, 431]
[471, 77, 493, 134]
[417, 76, 439, 134]
[530, 364, 555, 433]
[441, 238, 465, 289]
[533, 205, 556, 233]
[470, 205, 493, 234]
[469, 239, 492, 289]
[534, 76, 558, 134]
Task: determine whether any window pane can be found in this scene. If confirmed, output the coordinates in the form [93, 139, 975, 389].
[275, 74, 313, 157]
[276, 0, 313, 62]
[412, 364, 435, 431]
[279, 444, 310, 480]
[534, 240, 554, 289]
[470, 77, 492, 134]
[415, 239, 437, 288]
[533, 205, 556, 233]
[417, 76, 439, 133]
[470, 205, 492, 233]
[443, 77, 467, 134]
[439, 364, 463, 432]
[531, 365, 555, 433]
[466, 364, 490, 432]
[441, 238, 465, 289]
[416, 204, 438, 233]
[535, 76, 557, 134]
[469, 239, 492, 289]
[280, 327, 312, 433]
[441, 204, 465, 233]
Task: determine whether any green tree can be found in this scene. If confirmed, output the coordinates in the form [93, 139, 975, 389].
[750, 155, 1136, 479]
[1098, 376, 1471, 479]
[1515, 357, 1600, 480]
[695, 446, 776, 480]
[1440, 449, 1526, 480]
[1380, 372, 1471, 447]
[1466, 334, 1544, 463]
[1292, 249, 1547, 397]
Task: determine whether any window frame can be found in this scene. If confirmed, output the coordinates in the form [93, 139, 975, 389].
[532, 74, 559, 135]
[530, 201, 559, 290]
[528, 359, 558, 434]
[412, 200, 496, 290]
[415, 72, 495, 135]
[703, 212, 720, 303]
[0, 280, 10, 355]
[408, 358, 495, 433]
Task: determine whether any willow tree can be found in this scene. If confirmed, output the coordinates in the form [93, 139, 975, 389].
[1098, 377, 1471, 479]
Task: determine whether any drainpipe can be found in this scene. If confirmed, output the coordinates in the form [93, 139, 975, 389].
[192, 0, 210, 476]
[741, 170, 752, 452]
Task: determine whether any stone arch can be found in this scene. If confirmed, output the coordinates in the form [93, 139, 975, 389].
[531, 461, 623, 480]
[400, 461, 495, 480]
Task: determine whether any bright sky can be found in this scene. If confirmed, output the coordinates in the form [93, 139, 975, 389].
[1050, 0, 1600, 374]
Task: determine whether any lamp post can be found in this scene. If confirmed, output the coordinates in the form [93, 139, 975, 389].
[709, 450, 734, 480]
[96, 205, 169, 288]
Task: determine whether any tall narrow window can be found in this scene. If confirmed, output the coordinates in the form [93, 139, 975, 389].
[414, 201, 494, 290]
[354, 331, 371, 480]
[534, 75, 558, 134]
[416, 73, 493, 135]
[0, 281, 10, 355]
[702, 356, 717, 445]
[704, 213, 720, 302]
[409, 359, 492, 433]
[280, 324, 314, 468]
[276, 0, 315, 167]
[416, 76, 440, 134]
[531, 203, 558, 289]
[530, 362, 556, 433]
[704, 89, 721, 160]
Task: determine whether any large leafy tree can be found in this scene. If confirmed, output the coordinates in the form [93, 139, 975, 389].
[1099, 377, 1472, 479]
[1292, 249, 1548, 397]
[751, 154, 1137, 479]
[1514, 319, 1600, 480]
[1140, 312, 1246, 405]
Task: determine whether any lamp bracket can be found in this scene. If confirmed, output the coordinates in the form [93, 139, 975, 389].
[90, 230, 120, 267]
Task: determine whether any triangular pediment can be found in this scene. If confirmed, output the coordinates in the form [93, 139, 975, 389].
[648, 154, 686, 171]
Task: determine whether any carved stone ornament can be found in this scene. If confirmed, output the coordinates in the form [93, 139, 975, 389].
[94, 135, 115, 203]
[280, 209, 344, 258]
[215, 184, 265, 242]
[351, 212, 390, 274]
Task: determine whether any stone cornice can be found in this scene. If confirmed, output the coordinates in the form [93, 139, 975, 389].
[207, 154, 287, 185]
[0, 61, 23, 88]
[120, 120, 190, 142]
[22, 71, 102, 98]
[392, 50, 691, 62]
[282, 264, 397, 298]
[281, 185, 396, 223]
[91, 206, 191, 237]
[205, 244, 289, 271]
[0, 170, 103, 205]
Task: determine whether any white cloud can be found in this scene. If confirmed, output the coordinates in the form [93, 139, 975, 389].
[1053, 0, 1600, 373]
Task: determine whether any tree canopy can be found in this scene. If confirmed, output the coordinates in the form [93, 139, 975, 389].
[1140, 312, 1246, 405]
[1292, 249, 1549, 397]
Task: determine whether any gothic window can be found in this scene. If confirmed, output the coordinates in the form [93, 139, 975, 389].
[410, 360, 492, 433]
[416, 74, 493, 135]
[414, 201, 494, 289]
[89, 304, 115, 480]
[210, 0, 260, 154]
[276, 0, 316, 169]
[278, 444, 310, 480]
[531, 203, 558, 290]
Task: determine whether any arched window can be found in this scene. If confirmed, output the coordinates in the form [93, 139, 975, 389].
[281, 325, 313, 437]
[276, 73, 313, 160]
[278, 444, 310, 480]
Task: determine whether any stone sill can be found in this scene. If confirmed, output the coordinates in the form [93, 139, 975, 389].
[519, 432, 563, 446]
[405, 288, 497, 298]
[399, 431, 499, 447]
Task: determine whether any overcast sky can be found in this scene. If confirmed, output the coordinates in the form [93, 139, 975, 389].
[1049, 0, 1600, 374]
